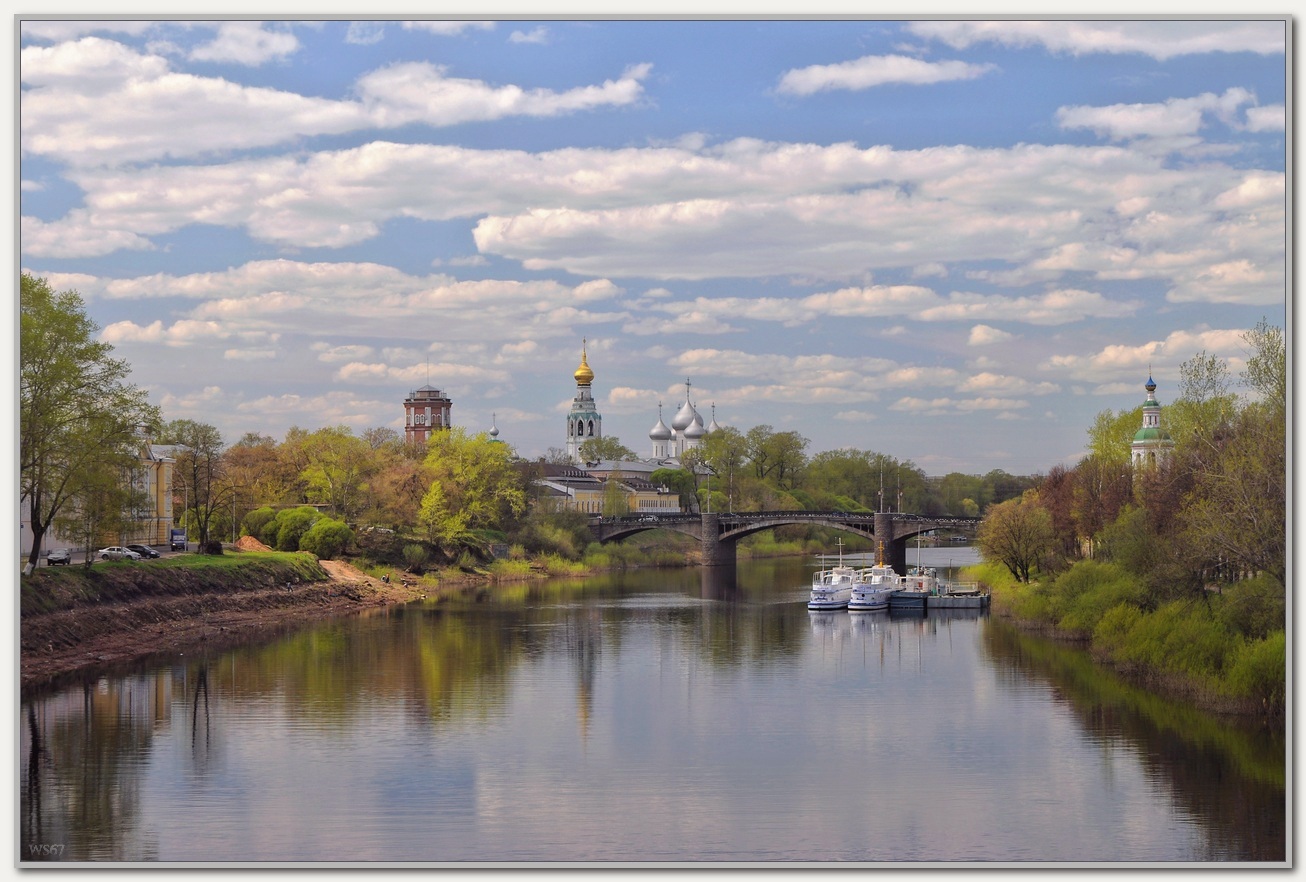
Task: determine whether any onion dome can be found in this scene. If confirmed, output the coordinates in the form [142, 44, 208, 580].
[707, 403, 721, 434]
[489, 413, 500, 439]
[649, 403, 672, 441]
[671, 399, 698, 431]
[573, 341, 594, 386]
[684, 412, 706, 439]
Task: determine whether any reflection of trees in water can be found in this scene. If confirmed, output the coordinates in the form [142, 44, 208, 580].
[20, 675, 164, 861]
[982, 619, 1285, 862]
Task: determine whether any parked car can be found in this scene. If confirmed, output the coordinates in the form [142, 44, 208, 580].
[97, 546, 141, 561]
[46, 548, 71, 566]
[126, 544, 160, 559]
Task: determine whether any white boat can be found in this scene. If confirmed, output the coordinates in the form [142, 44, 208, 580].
[848, 544, 899, 611]
[808, 540, 858, 610]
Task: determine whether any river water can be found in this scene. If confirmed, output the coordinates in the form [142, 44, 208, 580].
[19, 551, 1285, 865]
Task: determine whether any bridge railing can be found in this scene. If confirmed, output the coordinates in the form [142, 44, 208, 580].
[595, 510, 981, 526]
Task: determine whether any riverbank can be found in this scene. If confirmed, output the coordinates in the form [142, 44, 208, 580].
[18, 552, 478, 691]
[969, 560, 1284, 724]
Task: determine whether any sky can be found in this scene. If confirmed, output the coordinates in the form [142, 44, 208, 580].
[16, 16, 1289, 476]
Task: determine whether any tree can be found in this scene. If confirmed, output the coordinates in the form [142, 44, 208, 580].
[158, 420, 228, 552]
[297, 425, 376, 521]
[977, 491, 1055, 583]
[299, 517, 354, 560]
[601, 473, 631, 517]
[20, 274, 159, 573]
[53, 464, 130, 567]
[418, 428, 526, 549]
[697, 425, 746, 511]
[577, 435, 636, 463]
[650, 467, 698, 512]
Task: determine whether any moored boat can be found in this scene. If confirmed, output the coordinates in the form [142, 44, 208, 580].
[808, 540, 858, 610]
[926, 579, 991, 609]
[848, 543, 899, 611]
[888, 564, 932, 611]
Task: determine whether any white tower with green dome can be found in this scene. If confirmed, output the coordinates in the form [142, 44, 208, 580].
[1131, 375, 1174, 468]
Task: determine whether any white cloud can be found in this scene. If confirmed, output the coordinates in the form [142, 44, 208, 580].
[509, 27, 550, 45]
[909, 20, 1284, 60]
[401, 21, 496, 37]
[1245, 104, 1285, 132]
[345, 22, 387, 46]
[967, 325, 1013, 345]
[1056, 88, 1256, 141]
[21, 39, 650, 167]
[1040, 327, 1251, 383]
[353, 61, 650, 128]
[188, 22, 300, 66]
[777, 54, 994, 95]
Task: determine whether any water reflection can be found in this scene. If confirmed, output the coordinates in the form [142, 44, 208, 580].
[19, 558, 1284, 863]
[983, 619, 1285, 862]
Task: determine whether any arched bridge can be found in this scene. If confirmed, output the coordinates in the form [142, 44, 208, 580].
[590, 511, 981, 571]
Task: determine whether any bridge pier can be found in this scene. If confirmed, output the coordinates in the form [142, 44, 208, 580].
[700, 513, 735, 567]
[874, 513, 909, 574]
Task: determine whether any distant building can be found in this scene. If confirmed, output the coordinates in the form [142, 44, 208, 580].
[19, 435, 174, 558]
[533, 463, 681, 516]
[1131, 375, 1175, 468]
[404, 385, 453, 445]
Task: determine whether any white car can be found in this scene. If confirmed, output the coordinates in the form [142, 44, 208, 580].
[97, 546, 141, 561]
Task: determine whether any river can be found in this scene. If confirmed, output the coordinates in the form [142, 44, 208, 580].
[19, 550, 1286, 865]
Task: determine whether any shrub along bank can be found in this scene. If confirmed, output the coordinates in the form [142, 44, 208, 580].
[974, 559, 1285, 721]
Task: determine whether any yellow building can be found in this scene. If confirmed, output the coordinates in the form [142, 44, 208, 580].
[121, 441, 175, 546]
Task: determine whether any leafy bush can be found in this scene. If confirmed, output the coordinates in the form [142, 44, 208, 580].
[202, 539, 224, 555]
[254, 506, 321, 551]
[1049, 561, 1146, 636]
[242, 505, 276, 540]
[299, 517, 353, 560]
[402, 543, 429, 573]
[1214, 573, 1285, 640]
[1223, 631, 1285, 708]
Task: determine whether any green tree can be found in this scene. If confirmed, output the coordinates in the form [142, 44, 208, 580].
[650, 467, 698, 512]
[265, 506, 322, 552]
[697, 425, 747, 511]
[977, 491, 1055, 583]
[601, 472, 631, 517]
[20, 274, 159, 573]
[577, 435, 636, 463]
[53, 464, 130, 567]
[158, 419, 229, 552]
[418, 428, 526, 549]
[299, 517, 354, 560]
[298, 425, 375, 520]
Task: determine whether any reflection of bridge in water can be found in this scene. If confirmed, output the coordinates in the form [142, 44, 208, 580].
[590, 511, 981, 574]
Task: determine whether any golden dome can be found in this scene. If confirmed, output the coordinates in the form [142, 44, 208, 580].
[573, 341, 594, 386]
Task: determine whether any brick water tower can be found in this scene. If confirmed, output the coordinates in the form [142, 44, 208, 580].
[404, 385, 453, 446]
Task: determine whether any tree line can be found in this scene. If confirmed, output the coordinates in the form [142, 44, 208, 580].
[21, 272, 1037, 572]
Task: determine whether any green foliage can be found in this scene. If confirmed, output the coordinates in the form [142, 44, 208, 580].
[242, 506, 276, 540]
[1224, 631, 1286, 709]
[977, 491, 1054, 582]
[1047, 561, 1146, 636]
[402, 543, 430, 572]
[577, 435, 636, 462]
[265, 506, 322, 552]
[418, 427, 526, 549]
[299, 517, 354, 560]
[512, 506, 592, 559]
[1213, 573, 1285, 640]
[19, 273, 160, 572]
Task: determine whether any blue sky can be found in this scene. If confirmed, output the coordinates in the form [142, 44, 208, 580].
[17, 17, 1288, 475]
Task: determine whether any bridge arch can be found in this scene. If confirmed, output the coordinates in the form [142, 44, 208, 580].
[589, 511, 980, 570]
